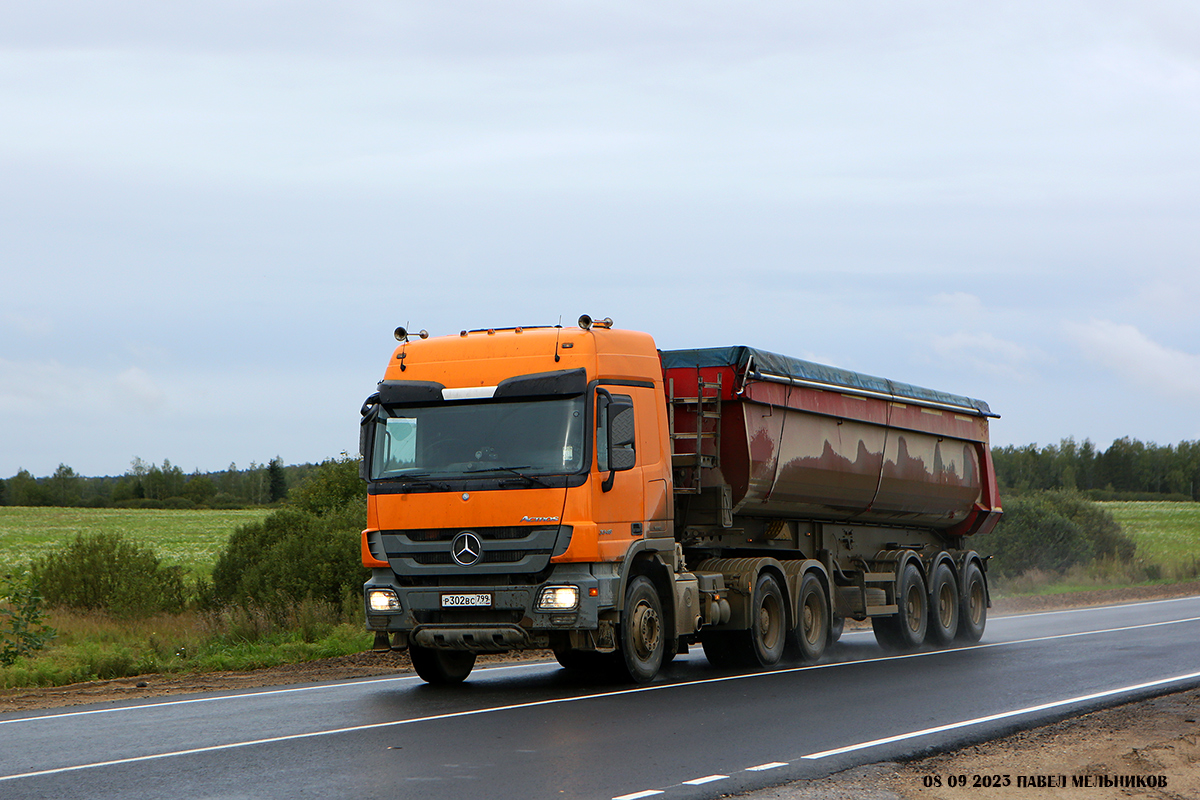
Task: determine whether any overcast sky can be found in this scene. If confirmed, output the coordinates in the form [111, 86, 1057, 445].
[3, 1, 1199, 478]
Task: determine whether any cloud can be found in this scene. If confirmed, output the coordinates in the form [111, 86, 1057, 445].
[930, 292, 987, 316]
[114, 366, 166, 412]
[2, 312, 54, 337]
[1066, 319, 1200, 399]
[0, 359, 166, 417]
[926, 331, 1044, 382]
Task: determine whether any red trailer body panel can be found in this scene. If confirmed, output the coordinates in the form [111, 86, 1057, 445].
[661, 346, 1001, 535]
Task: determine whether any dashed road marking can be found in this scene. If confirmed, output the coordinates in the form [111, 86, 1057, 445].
[682, 775, 728, 785]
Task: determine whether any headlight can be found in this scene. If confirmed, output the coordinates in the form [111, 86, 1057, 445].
[367, 589, 402, 613]
[536, 585, 579, 612]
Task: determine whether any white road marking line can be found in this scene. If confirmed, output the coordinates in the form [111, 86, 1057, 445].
[4, 616, 1198, 782]
[613, 790, 664, 800]
[12, 611, 1199, 730]
[683, 775, 728, 785]
[802, 669, 1200, 760]
[746, 762, 787, 771]
[992, 594, 1200, 620]
[0, 661, 550, 726]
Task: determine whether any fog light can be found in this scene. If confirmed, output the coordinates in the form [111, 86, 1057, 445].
[536, 585, 579, 612]
[367, 589, 402, 613]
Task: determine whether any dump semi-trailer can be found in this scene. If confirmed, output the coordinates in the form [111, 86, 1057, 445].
[360, 318, 1002, 684]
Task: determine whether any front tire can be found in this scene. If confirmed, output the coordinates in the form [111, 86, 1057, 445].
[618, 576, 665, 683]
[410, 644, 476, 684]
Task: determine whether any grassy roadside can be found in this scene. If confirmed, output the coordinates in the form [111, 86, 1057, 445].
[1, 602, 373, 689]
[0, 507, 271, 579]
[2, 501, 1198, 690]
[1, 506, 366, 689]
[988, 501, 1200, 597]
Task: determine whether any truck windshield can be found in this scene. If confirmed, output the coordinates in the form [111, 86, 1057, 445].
[369, 396, 586, 481]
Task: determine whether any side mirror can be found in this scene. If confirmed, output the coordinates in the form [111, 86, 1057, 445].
[359, 393, 380, 481]
[597, 390, 636, 492]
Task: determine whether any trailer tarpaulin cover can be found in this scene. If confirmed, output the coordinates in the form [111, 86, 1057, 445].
[660, 346, 996, 418]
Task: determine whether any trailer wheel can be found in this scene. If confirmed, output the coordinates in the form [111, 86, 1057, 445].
[926, 562, 959, 646]
[955, 561, 987, 643]
[618, 576, 665, 683]
[746, 572, 787, 667]
[786, 572, 828, 662]
[872, 562, 927, 652]
[409, 644, 476, 685]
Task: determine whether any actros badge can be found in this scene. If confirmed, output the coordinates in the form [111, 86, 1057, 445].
[450, 531, 483, 566]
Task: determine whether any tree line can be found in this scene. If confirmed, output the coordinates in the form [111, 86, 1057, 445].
[992, 437, 1200, 500]
[0, 457, 318, 509]
[4, 435, 1198, 507]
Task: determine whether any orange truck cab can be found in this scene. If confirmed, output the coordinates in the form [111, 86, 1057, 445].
[360, 320, 678, 683]
[360, 318, 999, 685]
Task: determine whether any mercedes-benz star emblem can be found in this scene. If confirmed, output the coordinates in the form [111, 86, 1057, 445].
[450, 531, 483, 567]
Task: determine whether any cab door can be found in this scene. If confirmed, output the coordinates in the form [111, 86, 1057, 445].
[591, 388, 644, 561]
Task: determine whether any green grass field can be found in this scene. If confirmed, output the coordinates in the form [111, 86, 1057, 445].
[1103, 501, 1200, 570]
[0, 507, 271, 578]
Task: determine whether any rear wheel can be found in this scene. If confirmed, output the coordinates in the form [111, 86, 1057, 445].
[409, 644, 476, 684]
[872, 562, 928, 652]
[745, 572, 787, 667]
[786, 572, 828, 662]
[926, 562, 959, 646]
[618, 576, 665, 683]
[956, 561, 987, 643]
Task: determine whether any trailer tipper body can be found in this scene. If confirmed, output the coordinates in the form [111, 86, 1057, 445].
[360, 319, 1001, 683]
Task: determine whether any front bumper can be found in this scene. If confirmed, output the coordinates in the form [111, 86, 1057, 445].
[364, 564, 613, 652]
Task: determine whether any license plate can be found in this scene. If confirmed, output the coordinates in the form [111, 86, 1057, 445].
[441, 593, 493, 608]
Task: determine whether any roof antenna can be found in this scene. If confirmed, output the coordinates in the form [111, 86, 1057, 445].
[553, 315, 562, 362]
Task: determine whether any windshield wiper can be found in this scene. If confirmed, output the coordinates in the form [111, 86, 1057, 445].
[462, 465, 554, 488]
[390, 471, 451, 491]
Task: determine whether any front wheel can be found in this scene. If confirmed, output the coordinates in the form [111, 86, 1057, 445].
[409, 644, 476, 685]
[618, 576, 665, 683]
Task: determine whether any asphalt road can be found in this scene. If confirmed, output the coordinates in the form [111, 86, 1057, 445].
[2, 597, 1198, 800]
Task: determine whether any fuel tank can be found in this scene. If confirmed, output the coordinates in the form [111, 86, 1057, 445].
[662, 347, 1002, 536]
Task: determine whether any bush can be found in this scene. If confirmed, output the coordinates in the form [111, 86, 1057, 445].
[1, 571, 57, 665]
[981, 492, 1137, 578]
[208, 493, 246, 510]
[162, 496, 197, 510]
[984, 497, 1094, 577]
[31, 533, 186, 617]
[207, 456, 368, 613]
[288, 455, 365, 516]
[1044, 492, 1135, 561]
[209, 503, 366, 611]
